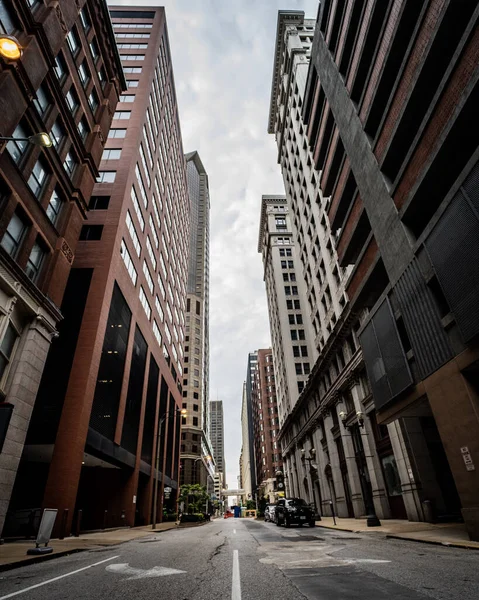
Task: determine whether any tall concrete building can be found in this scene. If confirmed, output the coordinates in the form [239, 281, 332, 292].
[263, 10, 421, 524]
[240, 383, 252, 502]
[209, 400, 225, 487]
[252, 349, 283, 502]
[180, 151, 213, 487]
[0, 0, 124, 537]
[300, 0, 479, 540]
[7, 6, 189, 536]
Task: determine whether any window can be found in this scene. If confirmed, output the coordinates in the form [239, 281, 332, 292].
[139, 286, 151, 320]
[120, 239, 137, 285]
[121, 54, 145, 61]
[63, 151, 77, 178]
[127, 80, 139, 88]
[7, 123, 29, 164]
[50, 119, 65, 149]
[25, 240, 46, 281]
[77, 117, 89, 142]
[79, 225, 103, 241]
[108, 128, 127, 139]
[46, 189, 63, 224]
[78, 61, 90, 85]
[120, 95, 135, 102]
[123, 67, 142, 74]
[54, 53, 67, 82]
[193, 404, 199, 412]
[301, 345, 308, 357]
[295, 363, 302, 375]
[65, 88, 79, 114]
[28, 158, 48, 197]
[146, 236, 157, 269]
[193, 417, 198, 427]
[88, 89, 99, 113]
[142, 261, 154, 294]
[89, 196, 110, 210]
[33, 84, 50, 116]
[126, 211, 141, 257]
[1, 213, 27, 258]
[97, 67, 107, 88]
[66, 29, 80, 55]
[79, 7, 91, 32]
[89, 39, 100, 62]
[114, 111, 131, 120]
[102, 148, 122, 160]
[153, 319, 162, 346]
[97, 171, 116, 183]
[117, 43, 148, 49]
[130, 186, 145, 231]
[0, 323, 19, 382]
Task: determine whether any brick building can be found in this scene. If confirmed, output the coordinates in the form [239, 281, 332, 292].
[300, 1, 479, 539]
[6, 5, 189, 536]
[0, 0, 124, 537]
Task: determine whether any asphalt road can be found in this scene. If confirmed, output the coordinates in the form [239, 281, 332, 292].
[0, 518, 478, 600]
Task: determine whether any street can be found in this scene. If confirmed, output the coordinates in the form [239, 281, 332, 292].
[0, 518, 478, 600]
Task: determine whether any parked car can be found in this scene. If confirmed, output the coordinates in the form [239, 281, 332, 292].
[264, 504, 276, 523]
[275, 498, 315, 527]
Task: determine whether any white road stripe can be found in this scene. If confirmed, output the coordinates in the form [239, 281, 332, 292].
[232, 549, 241, 600]
[0, 555, 120, 600]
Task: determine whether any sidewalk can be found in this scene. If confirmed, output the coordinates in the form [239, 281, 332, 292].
[0, 522, 184, 571]
[315, 517, 479, 550]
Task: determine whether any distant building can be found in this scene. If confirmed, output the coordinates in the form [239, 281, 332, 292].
[180, 151, 213, 488]
[5, 5, 189, 536]
[240, 383, 252, 502]
[0, 0, 124, 537]
[209, 399, 226, 487]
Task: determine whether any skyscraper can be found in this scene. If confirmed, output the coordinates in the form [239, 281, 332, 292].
[0, 0, 124, 538]
[209, 399, 225, 488]
[8, 6, 189, 536]
[180, 151, 213, 487]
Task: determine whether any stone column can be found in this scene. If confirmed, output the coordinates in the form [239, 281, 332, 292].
[311, 424, 329, 515]
[0, 311, 57, 536]
[337, 414, 365, 517]
[323, 411, 349, 517]
[350, 380, 391, 519]
[387, 419, 424, 522]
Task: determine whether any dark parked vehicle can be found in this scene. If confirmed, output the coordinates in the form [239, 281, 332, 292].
[275, 498, 315, 527]
[264, 504, 276, 523]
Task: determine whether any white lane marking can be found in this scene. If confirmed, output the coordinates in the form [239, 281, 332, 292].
[233, 529, 236, 534]
[106, 563, 186, 580]
[232, 549, 241, 600]
[0, 555, 120, 600]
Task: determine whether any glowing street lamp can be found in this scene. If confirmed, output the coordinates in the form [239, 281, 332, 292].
[0, 35, 22, 61]
[0, 132, 53, 148]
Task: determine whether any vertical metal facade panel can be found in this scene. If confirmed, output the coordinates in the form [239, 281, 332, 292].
[394, 259, 452, 379]
[359, 299, 413, 410]
[425, 175, 479, 343]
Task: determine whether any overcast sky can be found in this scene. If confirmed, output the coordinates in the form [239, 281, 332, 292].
[113, 0, 319, 490]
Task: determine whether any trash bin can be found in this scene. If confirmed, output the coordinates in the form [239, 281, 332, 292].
[422, 500, 436, 523]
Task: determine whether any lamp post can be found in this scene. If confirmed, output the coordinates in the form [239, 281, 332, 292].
[0, 35, 22, 61]
[339, 410, 381, 527]
[0, 132, 53, 147]
[152, 407, 186, 529]
[301, 448, 321, 521]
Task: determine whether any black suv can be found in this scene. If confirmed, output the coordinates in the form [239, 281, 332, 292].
[275, 498, 315, 527]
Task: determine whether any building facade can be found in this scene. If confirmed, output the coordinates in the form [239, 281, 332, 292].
[301, 0, 479, 540]
[0, 0, 124, 537]
[209, 399, 225, 488]
[264, 9, 422, 525]
[250, 349, 283, 502]
[180, 151, 212, 488]
[240, 382, 252, 503]
[6, 5, 189, 536]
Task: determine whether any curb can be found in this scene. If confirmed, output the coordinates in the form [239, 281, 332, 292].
[385, 534, 479, 551]
[0, 520, 210, 572]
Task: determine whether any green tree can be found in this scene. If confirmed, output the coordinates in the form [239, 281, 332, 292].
[178, 484, 209, 514]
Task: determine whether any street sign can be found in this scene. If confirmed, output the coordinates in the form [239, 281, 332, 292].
[27, 508, 58, 555]
[106, 563, 186, 580]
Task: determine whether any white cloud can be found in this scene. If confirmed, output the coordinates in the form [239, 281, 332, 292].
[111, 0, 319, 490]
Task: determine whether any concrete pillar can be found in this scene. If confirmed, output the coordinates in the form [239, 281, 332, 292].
[338, 417, 365, 517]
[387, 420, 424, 522]
[323, 412, 349, 517]
[0, 312, 57, 536]
[350, 381, 391, 519]
[311, 425, 330, 515]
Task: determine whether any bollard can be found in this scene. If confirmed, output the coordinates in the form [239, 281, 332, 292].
[330, 500, 336, 525]
[59, 508, 69, 540]
[102, 509, 108, 530]
[74, 509, 82, 537]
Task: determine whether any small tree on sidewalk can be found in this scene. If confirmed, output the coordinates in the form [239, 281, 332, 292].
[179, 484, 209, 514]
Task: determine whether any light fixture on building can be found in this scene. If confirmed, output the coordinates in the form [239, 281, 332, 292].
[356, 410, 364, 428]
[0, 132, 52, 147]
[0, 35, 22, 61]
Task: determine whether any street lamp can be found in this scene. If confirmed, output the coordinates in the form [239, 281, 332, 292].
[0, 132, 53, 147]
[301, 448, 321, 521]
[152, 407, 187, 529]
[0, 35, 22, 61]
[339, 410, 381, 527]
